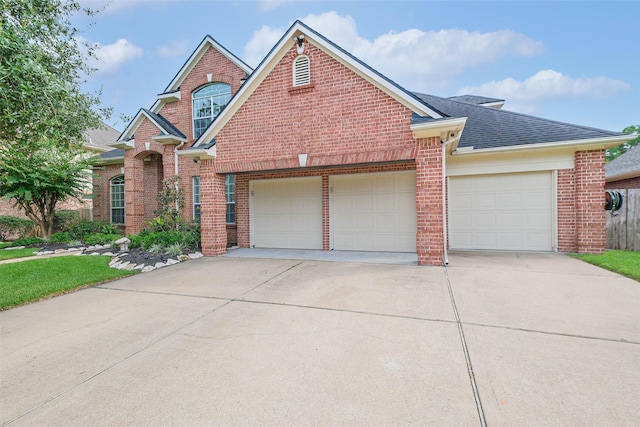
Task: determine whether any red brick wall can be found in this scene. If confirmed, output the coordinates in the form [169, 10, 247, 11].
[200, 159, 227, 255]
[606, 176, 640, 190]
[575, 150, 606, 253]
[92, 164, 125, 223]
[416, 137, 444, 265]
[214, 42, 416, 173]
[557, 168, 577, 252]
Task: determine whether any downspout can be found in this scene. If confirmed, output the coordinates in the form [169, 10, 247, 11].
[174, 141, 185, 213]
[441, 132, 461, 266]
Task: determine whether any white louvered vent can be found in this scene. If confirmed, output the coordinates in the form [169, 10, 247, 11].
[293, 55, 310, 87]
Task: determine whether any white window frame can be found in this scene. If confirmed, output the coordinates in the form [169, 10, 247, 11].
[226, 175, 235, 224]
[110, 175, 125, 225]
[193, 176, 201, 220]
[192, 83, 231, 139]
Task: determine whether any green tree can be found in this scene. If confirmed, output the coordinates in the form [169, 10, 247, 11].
[0, 141, 93, 236]
[606, 125, 639, 162]
[0, 0, 109, 236]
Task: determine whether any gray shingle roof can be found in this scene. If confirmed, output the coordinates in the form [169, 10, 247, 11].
[447, 95, 504, 105]
[100, 148, 124, 159]
[142, 108, 187, 139]
[412, 93, 621, 150]
[83, 123, 121, 152]
[605, 143, 640, 180]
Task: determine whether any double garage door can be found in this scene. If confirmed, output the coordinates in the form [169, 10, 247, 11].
[251, 170, 554, 253]
[251, 172, 417, 252]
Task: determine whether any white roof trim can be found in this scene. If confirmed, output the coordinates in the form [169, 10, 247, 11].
[118, 109, 175, 143]
[152, 134, 187, 144]
[452, 135, 635, 156]
[151, 36, 252, 113]
[194, 21, 442, 147]
[176, 146, 216, 159]
[157, 90, 181, 102]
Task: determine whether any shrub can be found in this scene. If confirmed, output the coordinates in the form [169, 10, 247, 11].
[10, 237, 45, 247]
[49, 232, 72, 243]
[0, 216, 34, 240]
[165, 242, 184, 257]
[147, 243, 164, 254]
[83, 233, 122, 246]
[68, 220, 117, 241]
[53, 210, 80, 232]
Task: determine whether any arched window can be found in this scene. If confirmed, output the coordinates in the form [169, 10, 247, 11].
[293, 55, 310, 87]
[110, 175, 125, 224]
[192, 82, 231, 138]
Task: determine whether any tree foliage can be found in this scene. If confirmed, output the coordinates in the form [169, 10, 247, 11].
[0, 141, 93, 236]
[0, 0, 109, 236]
[0, 0, 107, 146]
[606, 125, 639, 162]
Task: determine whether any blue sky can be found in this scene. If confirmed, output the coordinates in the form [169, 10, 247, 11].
[75, 0, 638, 134]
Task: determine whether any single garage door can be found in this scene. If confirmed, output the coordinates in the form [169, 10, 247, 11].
[331, 171, 416, 252]
[251, 177, 322, 249]
[449, 171, 553, 251]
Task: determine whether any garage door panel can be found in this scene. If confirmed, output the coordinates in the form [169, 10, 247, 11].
[332, 172, 416, 252]
[449, 172, 553, 251]
[252, 177, 322, 250]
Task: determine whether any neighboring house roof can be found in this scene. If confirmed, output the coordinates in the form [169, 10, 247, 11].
[83, 123, 121, 152]
[100, 148, 125, 159]
[447, 95, 505, 109]
[605, 143, 640, 181]
[412, 93, 625, 151]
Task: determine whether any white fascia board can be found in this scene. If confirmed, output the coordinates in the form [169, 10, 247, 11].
[157, 90, 181, 103]
[194, 22, 442, 147]
[176, 146, 216, 159]
[452, 134, 635, 156]
[410, 117, 467, 139]
[153, 37, 253, 114]
[152, 134, 187, 144]
[108, 139, 134, 150]
[480, 101, 504, 109]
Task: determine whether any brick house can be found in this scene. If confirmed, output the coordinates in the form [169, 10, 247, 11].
[94, 21, 633, 265]
[605, 144, 640, 189]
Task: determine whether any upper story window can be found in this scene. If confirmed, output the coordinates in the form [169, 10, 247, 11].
[192, 82, 231, 139]
[293, 55, 310, 87]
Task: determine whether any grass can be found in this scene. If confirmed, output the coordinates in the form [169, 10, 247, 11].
[571, 250, 640, 281]
[0, 247, 38, 261]
[0, 256, 136, 310]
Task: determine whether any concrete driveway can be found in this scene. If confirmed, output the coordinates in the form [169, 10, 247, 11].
[1, 252, 638, 426]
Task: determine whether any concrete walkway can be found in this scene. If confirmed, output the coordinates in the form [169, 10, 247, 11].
[0, 252, 638, 425]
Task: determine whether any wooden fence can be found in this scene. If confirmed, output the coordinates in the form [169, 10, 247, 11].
[606, 189, 640, 251]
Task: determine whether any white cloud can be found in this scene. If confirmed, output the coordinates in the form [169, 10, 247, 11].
[80, 37, 143, 76]
[157, 40, 191, 58]
[457, 70, 632, 113]
[242, 11, 544, 91]
[244, 25, 287, 67]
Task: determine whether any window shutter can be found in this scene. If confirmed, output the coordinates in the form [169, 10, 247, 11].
[293, 55, 310, 87]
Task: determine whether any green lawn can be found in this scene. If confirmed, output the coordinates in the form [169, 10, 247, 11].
[571, 250, 640, 281]
[0, 247, 38, 261]
[0, 256, 136, 310]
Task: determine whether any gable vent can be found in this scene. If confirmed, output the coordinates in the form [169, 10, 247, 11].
[293, 55, 310, 87]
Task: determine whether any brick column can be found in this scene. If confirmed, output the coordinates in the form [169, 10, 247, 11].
[557, 168, 577, 252]
[322, 174, 330, 251]
[235, 175, 250, 248]
[124, 156, 145, 235]
[415, 137, 444, 266]
[575, 150, 606, 254]
[200, 159, 227, 256]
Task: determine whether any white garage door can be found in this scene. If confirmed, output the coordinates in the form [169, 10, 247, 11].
[449, 171, 553, 251]
[251, 177, 322, 249]
[331, 172, 416, 252]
